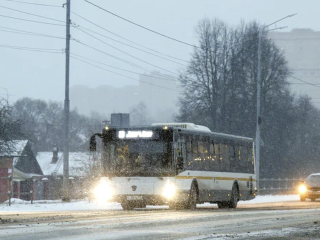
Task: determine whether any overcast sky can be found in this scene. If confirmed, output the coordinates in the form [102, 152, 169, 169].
[1, 0, 319, 105]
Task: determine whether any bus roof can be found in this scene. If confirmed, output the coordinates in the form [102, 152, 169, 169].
[105, 122, 253, 143]
[151, 122, 211, 132]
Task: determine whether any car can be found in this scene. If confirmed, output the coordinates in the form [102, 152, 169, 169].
[299, 173, 320, 201]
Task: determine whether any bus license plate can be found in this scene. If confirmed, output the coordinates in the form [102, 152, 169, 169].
[127, 196, 143, 200]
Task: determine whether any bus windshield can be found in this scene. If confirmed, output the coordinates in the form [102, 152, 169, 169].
[106, 140, 173, 177]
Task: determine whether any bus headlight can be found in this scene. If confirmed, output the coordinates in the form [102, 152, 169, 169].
[92, 179, 114, 202]
[163, 180, 176, 199]
[299, 184, 307, 194]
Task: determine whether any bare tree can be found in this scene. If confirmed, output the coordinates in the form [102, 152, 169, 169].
[12, 97, 105, 152]
[0, 97, 22, 153]
[177, 19, 290, 135]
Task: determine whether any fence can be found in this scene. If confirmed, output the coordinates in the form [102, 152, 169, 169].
[258, 178, 304, 195]
[0, 176, 36, 206]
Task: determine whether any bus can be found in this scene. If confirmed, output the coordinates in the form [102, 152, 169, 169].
[89, 122, 257, 210]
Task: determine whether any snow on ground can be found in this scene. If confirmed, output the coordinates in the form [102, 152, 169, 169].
[239, 194, 300, 204]
[0, 195, 300, 213]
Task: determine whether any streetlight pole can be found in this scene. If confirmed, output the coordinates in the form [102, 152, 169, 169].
[255, 13, 296, 192]
[63, 0, 71, 202]
[255, 29, 262, 191]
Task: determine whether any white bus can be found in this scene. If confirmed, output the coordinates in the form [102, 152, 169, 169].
[90, 123, 257, 210]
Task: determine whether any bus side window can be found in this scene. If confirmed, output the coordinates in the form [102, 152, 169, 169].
[212, 143, 220, 171]
[198, 139, 210, 171]
[229, 144, 236, 172]
[247, 146, 254, 173]
[220, 144, 229, 172]
[186, 136, 193, 169]
[209, 142, 214, 171]
[189, 137, 199, 170]
[203, 139, 210, 171]
[250, 147, 254, 173]
[193, 138, 201, 170]
[238, 146, 248, 172]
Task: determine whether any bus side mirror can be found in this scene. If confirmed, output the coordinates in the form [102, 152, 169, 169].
[90, 135, 97, 152]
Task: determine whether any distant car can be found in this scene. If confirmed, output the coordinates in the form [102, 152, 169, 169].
[299, 173, 320, 201]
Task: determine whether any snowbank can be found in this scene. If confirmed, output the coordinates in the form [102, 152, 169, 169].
[0, 195, 300, 213]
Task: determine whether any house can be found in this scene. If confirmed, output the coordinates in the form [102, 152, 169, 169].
[36, 149, 97, 199]
[0, 140, 43, 203]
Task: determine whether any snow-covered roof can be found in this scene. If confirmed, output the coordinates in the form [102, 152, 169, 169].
[13, 168, 42, 180]
[0, 140, 28, 157]
[37, 152, 93, 177]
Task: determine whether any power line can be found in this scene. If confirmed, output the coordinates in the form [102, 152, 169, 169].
[0, 5, 64, 23]
[76, 40, 179, 81]
[71, 11, 189, 63]
[0, 26, 65, 39]
[289, 74, 320, 89]
[75, 27, 181, 77]
[264, 14, 297, 29]
[76, 41, 154, 72]
[290, 83, 320, 85]
[71, 56, 180, 92]
[75, 40, 178, 81]
[0, 14, 65, 26]
[73, 25, 188, 67]
[70, 52, 177, 82]
[2, 0, 62, 7]
[0, 44, 64, 53]
[84, 0, 198, 49]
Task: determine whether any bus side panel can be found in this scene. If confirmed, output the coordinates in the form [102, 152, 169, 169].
[176, 171, 256, 203]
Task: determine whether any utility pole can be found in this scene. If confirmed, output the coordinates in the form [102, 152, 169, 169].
[255, 13, 296, 193]
[63, 0, 71, 202]
[255, 29, 262, 191]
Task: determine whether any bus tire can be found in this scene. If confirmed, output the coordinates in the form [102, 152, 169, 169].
[300, 195, 306, 201]
[217, 202, 229, 208]
[228, 185, 239, 208]
[121, 201, 135, 210]
[169, 202, 188, 210]
[188, 183, 198, 211]
[168, 202, 177, 210]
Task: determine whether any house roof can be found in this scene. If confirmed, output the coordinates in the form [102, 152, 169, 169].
[0, 140, 28, 157]
[13, 168, 42, 181]
[37, 152, 94, 177]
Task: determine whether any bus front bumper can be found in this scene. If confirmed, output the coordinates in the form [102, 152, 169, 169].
[112, 190, 190, 205]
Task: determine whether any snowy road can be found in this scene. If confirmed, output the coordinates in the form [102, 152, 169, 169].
[1, 197, 320, 239]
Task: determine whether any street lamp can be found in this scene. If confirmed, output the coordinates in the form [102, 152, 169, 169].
[255, 14, 296, 192]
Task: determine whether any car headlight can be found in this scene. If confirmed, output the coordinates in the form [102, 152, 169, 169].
[299, 184, 307, 194]
[92, 179, 114, 202]
[163, 180, 176, 199]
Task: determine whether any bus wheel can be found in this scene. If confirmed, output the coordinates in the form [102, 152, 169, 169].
[217, 202, 229, 208]
[169, 202, 188, 210]
[188, 183, 198, 211]
[228, 185, 239, 208]
[121, 201, 135, 210]
[137, 202, 147, 209]
[168, 202, 177, 210]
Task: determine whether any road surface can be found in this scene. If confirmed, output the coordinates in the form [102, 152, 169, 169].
[1, 201, 320, 240]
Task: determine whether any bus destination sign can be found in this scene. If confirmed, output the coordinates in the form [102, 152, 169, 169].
[118, 130, 153, 139]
